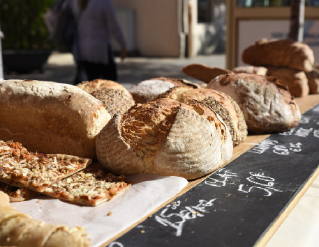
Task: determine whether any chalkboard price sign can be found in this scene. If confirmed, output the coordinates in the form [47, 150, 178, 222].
[107, 104, 319, 247]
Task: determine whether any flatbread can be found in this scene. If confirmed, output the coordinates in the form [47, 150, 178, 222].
[0, 182, 38, 202]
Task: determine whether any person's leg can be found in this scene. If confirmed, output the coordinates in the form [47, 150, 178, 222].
[82, 61, 101, 81]
[100, 60, 117, 81]
[73, 61, 88, 85]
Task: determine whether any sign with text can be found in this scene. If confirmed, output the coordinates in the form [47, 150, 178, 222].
[238, 20, 319, 67]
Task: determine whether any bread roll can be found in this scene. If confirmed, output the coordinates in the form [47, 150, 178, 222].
[242, 39, 314, 73]
[266, 66, 309, 97]
[182, 64, 232, 83]
[232, 66, 268, 75]
[129, 77, 199, 104]
[207, 73, 301, 134]
[306, 69, 319, 94]
[156, 87, 247, 146]
[96, 98, 233, 180]
[0, 192, 90, 247]
[0, 80, 111, 159]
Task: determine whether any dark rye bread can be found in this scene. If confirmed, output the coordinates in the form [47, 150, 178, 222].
[242, 39, 314, 73]
[266, 66, 309, 97]
[156, 87, 248, 146]
[96, 98, 233, 180]
[129, 77, 199, 103]
[182, 64, 232, 83]
[207, 73, 301, 134]
[0, 80, 111, 159]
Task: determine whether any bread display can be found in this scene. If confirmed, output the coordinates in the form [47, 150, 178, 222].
[96, 98, 233, 180]
[0, 191, 91, 247]
[232, 66, 268, 75]
[156, 87, 248, 146]
[266, 66, 309, 97]
[77, 79, 135, 116]
[182, 64, 232, 83]
[0, 80, 111, 159]
[129, 77, 199, 103]
[207, 73, 301, 134]
[242, 39, 314, 73]
[306, 69, 319, 94]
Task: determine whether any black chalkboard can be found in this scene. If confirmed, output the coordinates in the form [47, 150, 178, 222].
[106, 104, 319, 247]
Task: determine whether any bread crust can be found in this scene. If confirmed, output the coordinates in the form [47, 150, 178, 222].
[306, 69, 319, 94]
[0, 80, 111, 159]
[207, 73, 301, 134]
[232, 66, 268, 75]
[182, 64, 232, 83]
[242, 39, 314, 72]
[96, 98, 233, 180]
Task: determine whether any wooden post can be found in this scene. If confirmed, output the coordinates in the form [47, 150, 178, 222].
[289, 0, 305, 42]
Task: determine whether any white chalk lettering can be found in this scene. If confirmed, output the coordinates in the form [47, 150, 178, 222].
[250, 140, 278, 154]
[314, 130, 319, 138]
[109, 242, 124, 247]
[273, 145, 289, 155]
[289, 142, 302, 152]
[299, 116, 310, 124]
[155, 199, 216, 237]
[279, 128, 295, 136]
[294, 128, 313, 137]
[205, 169, 237, 187]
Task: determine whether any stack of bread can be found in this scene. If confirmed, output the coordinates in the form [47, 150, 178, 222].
[242, 38, 316, 97]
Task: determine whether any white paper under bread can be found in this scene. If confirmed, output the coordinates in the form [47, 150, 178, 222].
[11, 174, 188, 247]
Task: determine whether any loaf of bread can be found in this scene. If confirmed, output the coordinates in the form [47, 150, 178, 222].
[266, 66, 309, 97]
[242, 39, 314, 73]
[232, 66, 268, 75]
[0, 80, 111, 159]
[207, 73, 301, 134]
[76, 79, 127, 94]
[129, 77, 199, 103]
[0, 192, 91, 247]
[96, 98, 233, 180]
[306, 69, 319, 94]
[182, 64, 232, 83]
[156, 87, 247, 146]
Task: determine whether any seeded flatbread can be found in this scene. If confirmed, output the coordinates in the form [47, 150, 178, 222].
[0, 141, 91, 192]
[43, 170, 130, 206]
[0, 182, 38, 202]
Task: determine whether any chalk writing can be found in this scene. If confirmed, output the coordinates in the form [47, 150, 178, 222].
[205, 169, 237, 187]
[299, 116, 310, 124]
[314, 130, 319, 138]
[155, 199, 216, 237]
[279, 128, 295, 136]
[238, 172, 283, 196]
[294, 127, 313, 137]
[250, 139, 278, 154]
[109, 242, 124, 247]
[313, 105, 319, 112]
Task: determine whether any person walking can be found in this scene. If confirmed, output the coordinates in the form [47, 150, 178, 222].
[70, 0, 127, 84]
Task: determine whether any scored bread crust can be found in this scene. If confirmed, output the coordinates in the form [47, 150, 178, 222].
[207, 73, 301, 134]
[182, 64, 232, 83]
[96, 98, 233, 180]
[242, 39, 314, 73]
[156, 87, 248, 146]
[0, 80, 111, 159]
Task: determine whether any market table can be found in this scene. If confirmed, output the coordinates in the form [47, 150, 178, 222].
[101, 94, 319, 247]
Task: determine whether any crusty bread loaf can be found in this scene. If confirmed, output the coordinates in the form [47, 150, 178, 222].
[76, 79, 127, 94]
[129, 77, 199, 103]
[266, 66, 309, 97]
[0, 80, 111, 159]
[156, 87, 248, 146]
[306, 69, 319, 94]
[207, 73, 301, 134]
[232, 66, 268, 75]
[0, 192, 90, 247]
[182, 64, 232, 83]
[242, 39, 314, 72]
[96, 98, 233, 180]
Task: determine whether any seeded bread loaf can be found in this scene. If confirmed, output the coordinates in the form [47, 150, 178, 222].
[182, 64, 232, 83]
[207, 73, 301, 134]
[0, 192, 91, 247]
[266, 66, 309, 97]
[232, 66, 268, 75]
[129, 77, 199, 103]
[156, 87, 248, 146]
[242, 39, 314, 73]
[306, 69, 319, 94]
[96, 98, 233, 180]
[0, 80, 111, 159]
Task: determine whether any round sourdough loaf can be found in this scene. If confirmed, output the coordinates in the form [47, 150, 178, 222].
[156, 87, 248, 146]
[207, 73, 301, 134]
[96, 98, 233, 180]
[129, 77, 199, 103]
[77, 79, 135, 116]
[0, 80, 111, 159]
